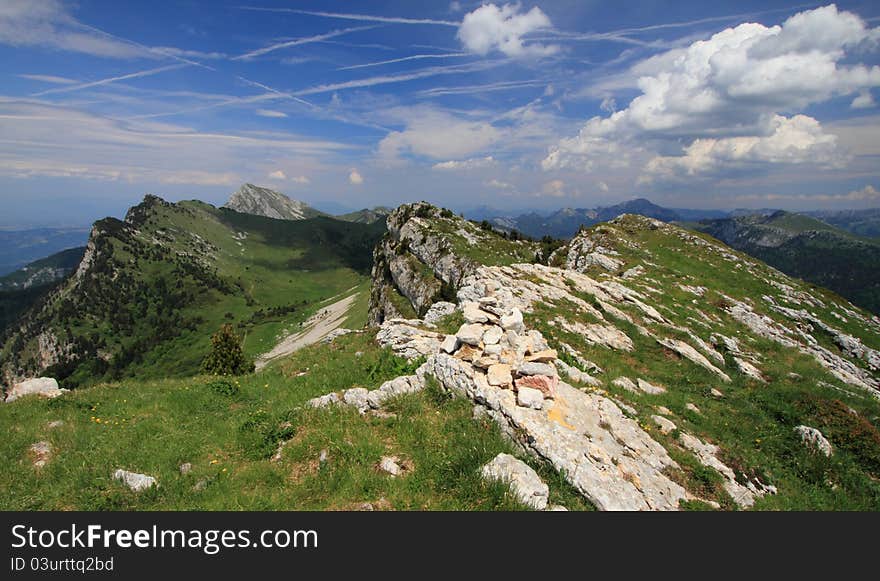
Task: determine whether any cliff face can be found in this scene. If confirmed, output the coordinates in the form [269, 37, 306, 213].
[368, 202, 512, 325]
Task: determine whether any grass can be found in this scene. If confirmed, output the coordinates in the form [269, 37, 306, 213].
[0, 333, 591, 510]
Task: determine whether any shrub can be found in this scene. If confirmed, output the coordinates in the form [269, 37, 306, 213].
[207, 378, 239, 397]
[202, 324, 254, 376]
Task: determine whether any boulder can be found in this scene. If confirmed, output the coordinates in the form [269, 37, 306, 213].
[379, 456, 402, 477]
[5, 378, 66, 403]
[481, 453, 549, 510]
[794, 425, 833, 457]
[114, 469, 157, 492]
[307, 392, 339, 408]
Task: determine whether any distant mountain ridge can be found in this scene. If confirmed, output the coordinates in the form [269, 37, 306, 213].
[474, 199, 880, 241]
[223, 183, 325, 221]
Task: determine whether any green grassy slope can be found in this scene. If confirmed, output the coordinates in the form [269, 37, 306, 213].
[694, 211, 880, 314]
[0, 332, 590, 510]
[0, 196, 384, 389]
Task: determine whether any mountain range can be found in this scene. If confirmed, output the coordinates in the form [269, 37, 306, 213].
[2, 194, 878, 511]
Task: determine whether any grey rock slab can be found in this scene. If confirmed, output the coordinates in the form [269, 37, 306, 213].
[481, 453, 549, 510]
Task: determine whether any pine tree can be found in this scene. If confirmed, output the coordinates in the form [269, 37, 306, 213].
[202, 324, 254, 376]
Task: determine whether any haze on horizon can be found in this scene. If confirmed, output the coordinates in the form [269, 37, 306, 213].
[1, 0, 880, 227]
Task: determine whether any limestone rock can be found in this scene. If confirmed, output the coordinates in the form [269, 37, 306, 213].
[179, 463, 192, 475]
[379, 456, 402, 477]
[500, 308, 525, 332]
[678, 433, 771, 508]
[794, 425, 833, 457]
[114, 469, 157, 492]
[685, 403, 701, 414]
[5, 378, 66, 403]
[612, 377, 638, 393]
[734, 357, 765, 382]
[515, 375, 558, 398]
[440, 334, 459, 354]
[457, 323, 486, 346]
[423, 301, 456, 325]
[30, 441, 52, 469]
[376, 319, 443, 360]
[481, 453, 549, 510]
[525, 349, 557, 363]
[482, 326, 504, 346]
[517, 386, 545, 410]
[517, 362, 557, 377]
[652, 416, 677, 435]
[307, 392, 339, 408]
[487, 364, 513, 387]
[637, 378, 666, 395]
[657, 338, 731, 382]
[342, 388, 371, 413]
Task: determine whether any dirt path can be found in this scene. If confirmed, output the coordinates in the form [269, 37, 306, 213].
[255, 292, 358, 371]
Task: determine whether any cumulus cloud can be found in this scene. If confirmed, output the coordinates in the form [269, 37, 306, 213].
[432, 156, 497, 170]
[543, 5, 880, 178]
[598, 181, 609, 192]
[851, 90, 876, 109]
[642, 115, 846, 181]
[291, 175, 310, 184]
[349, 169, 364, 184]
[379, 110, 500, 160]
[268, 170, 287, 180]
[457, 3, 557, 57]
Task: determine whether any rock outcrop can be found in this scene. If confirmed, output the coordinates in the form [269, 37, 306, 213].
[223, 183, 318, 221]
[5, 377, 66, 403]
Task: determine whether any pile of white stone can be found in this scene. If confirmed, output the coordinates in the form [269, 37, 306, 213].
[447, 297, 561, 411]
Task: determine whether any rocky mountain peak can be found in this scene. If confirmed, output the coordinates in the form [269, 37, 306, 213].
[223, 183, 317, 221]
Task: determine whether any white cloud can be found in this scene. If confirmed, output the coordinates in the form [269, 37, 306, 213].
[433, 156, 497, 170]
[643, 115, 845, 181]
[256, 109, 288, 118]
[485, 178, 513, 189]
[380, 110, 500, 160]
[0, 0, 149, 58]
[33, 64, 188, 96]
[150, 46, 226, 60]
[599, 97, 616, 113]
[18, 74, 77, 84]
[542, 179, 566, 197]
[0, 100, 354, 185]
[852, 90, 876, 109]
[543, 5, 880, 177]
[291, 175, 310, 184]
[233, 26, 376, 61]
[598, 181, 609, 192]
[349, 169, 364, 184]
[268, 170, 287, 180]
[457, 3, 558, 57]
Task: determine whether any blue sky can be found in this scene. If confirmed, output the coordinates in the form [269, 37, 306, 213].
[1, 1, 879, 225]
